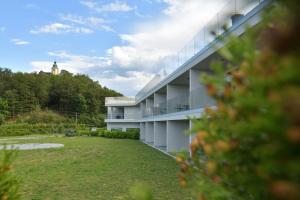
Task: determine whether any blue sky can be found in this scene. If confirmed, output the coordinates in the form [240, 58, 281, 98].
[0, 0, 226, 96]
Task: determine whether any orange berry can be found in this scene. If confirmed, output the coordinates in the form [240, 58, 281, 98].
[180, 162, 189, 173]
[228, 108, 237, 119]
[203, 144, 213, 155]
[287, 127, 300, 143]
[198, 194, 206, 200]
[179, 179, 187, 187]
[215, 140, 230, 152]
[175, 156, 184, 164]
[212, 175, 222, 184]
[224, 84, 232, 98]
[206, 83, 217, 96]
[270, 181, 300, 200]
[229, 139, 239, 149]
[232, 71, 244, 85]
[206, 161, 217, 174]
[196, 131, 208, 141]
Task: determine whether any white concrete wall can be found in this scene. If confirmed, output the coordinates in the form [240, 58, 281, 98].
[154, 121, 167, 147]
[190, 68, 215, 109]
[145, 122, 154, 143]
[140, 102, 146, 117]
[107, 122, 140, 132]
[140, 122, 146, 141]
[124, 106, 140, 119]
[146, 98, 154, 116]
[146, 98, 154, 108]
[107, 107, 112, 118]
[190, 69, 202, 90]
[167, 120, 189, 152]
[154, 93, 166, 106]
[167, 85, 189, 100]
[167, 84, 189, 113]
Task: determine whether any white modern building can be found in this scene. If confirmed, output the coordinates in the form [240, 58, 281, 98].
[105, 0, 271, 154]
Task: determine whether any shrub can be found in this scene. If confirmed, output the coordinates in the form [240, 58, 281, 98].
[95, 129, 140, 140]
[0, 150, 20, 200]
[64, 129, 77, 137]
[177, 1, 300, 200]
[13, 110, 70, 124]
[0, 114, 5, 125]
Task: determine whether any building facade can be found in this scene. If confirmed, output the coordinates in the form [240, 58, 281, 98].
[105, 0, 271, 154]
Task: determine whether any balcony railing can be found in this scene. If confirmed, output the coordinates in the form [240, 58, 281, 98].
[105, 97, 136, 106]
[135, 0, 268, 102]
[106, 113, 124, 119]
[142, 88, 215, 117]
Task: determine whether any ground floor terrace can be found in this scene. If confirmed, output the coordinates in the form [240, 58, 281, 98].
[140, 119, 195, 155]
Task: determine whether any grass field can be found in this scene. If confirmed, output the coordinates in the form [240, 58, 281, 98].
[0, 136, 192, 200]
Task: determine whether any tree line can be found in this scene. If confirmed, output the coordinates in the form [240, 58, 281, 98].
[0, 68, 121, 122]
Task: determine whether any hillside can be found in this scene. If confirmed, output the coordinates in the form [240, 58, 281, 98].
[0, 67, 121, 123]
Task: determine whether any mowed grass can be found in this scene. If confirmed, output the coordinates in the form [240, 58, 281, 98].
[2, 136, 192, 200]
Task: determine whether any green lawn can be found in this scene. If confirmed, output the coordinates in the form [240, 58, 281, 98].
[1, 136, 192, 200]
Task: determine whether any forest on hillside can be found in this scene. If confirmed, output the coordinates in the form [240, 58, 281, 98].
[0, 67, 121, 124]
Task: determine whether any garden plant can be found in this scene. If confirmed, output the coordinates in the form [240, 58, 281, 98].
[176, 0, 300, 199]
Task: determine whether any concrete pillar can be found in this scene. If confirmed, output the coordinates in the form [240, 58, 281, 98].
[154, 121, 167, 148]
[167, 120, 190, 152]
[140, 102, 146, 118]
[140, 123, 146, 141]
[145, 122, 154, 144]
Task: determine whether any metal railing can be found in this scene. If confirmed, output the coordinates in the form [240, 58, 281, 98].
[105, 97, 136, 106]
[141, 87, 216, 117]
[106, 113, 124, 119]
[135, 0, 267, 102]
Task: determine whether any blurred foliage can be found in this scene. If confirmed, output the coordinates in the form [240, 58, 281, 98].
[0, 150, 20, 200]
[130, 183, 153, 200]
[177, 0, 300, 200]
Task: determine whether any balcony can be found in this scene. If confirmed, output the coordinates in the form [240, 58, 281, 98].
[134, 0, 269, 103]
[105, 97, 136, 106]
[142, 88, 214, 118]
[107, 113, 124, 120]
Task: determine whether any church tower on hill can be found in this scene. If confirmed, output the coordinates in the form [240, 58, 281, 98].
[51, 61, 59, 75]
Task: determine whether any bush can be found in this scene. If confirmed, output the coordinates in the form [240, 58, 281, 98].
[14, 110, 70, 124]
[177, 1, 300, 200]
[0, 150, 20, 200]
[0, 123, 79, 137]
[64, 129, 77, 137]
[94, 128, 140, 140]
[0, 114, 5, 125]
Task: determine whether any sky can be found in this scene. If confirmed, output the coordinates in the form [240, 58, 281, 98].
[0, 0, 227, 96]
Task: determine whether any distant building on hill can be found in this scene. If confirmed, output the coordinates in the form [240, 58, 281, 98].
[51, 61, 59, 75]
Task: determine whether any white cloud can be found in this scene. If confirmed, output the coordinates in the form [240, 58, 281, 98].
[60, 14, 114, 32]
[30, 51, 110, 74]
[80, 0, 135, 12]
[30, 23, 93, 34]
[29, 0, 229, 95]
[99, 71, 154, 95]
[29, 50, 152, 95]
[11, 38, 30, 45]
[106, 0, 226, 73]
